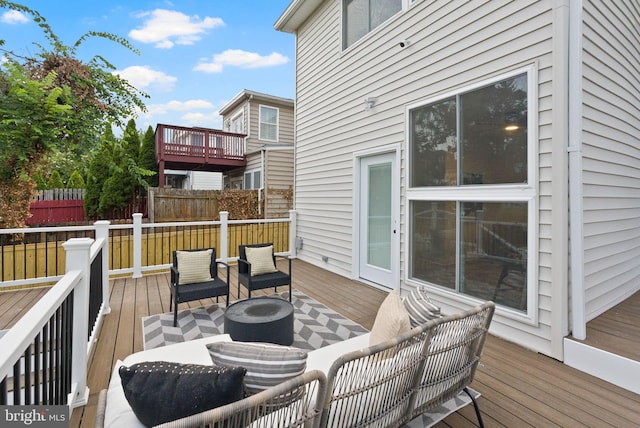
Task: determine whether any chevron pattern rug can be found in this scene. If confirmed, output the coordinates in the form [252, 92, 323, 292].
[142, 289, 369, 350]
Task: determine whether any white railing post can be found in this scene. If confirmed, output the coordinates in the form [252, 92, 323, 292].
[63, 237, 93, 408]
[220, 211, 229, 263]
[95, 220, 111, 314]
[289, 210, 297, 259]
[133, 213, 143, 278]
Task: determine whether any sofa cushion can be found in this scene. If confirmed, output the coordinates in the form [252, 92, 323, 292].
[403, 287, 442, 327]
[245, 246, 278, 276]
[176, 250, 213, 285]
[369, 289, 411, 347]
[119, 361, 246, 427]
[105, 335, 233, 428]
[207, 341, 307, 395]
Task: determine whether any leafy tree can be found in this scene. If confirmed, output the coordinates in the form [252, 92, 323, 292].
[85, 126, 116, 219]
[47, 170, 64, 189]
[0, 62, 72, 227]
[67, 170, 85, 188]
[0, 1, 148, 228]
[139, 126, 159, 187]
[122, 119, 141, 162]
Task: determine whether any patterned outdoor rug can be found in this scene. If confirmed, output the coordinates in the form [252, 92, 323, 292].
[142, 289, 369, 350]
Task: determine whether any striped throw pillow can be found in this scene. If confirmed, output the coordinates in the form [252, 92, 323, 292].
[245, 246, 278, 276]
[207, 342, 307, 395]
[403, 287, 442, 327]
[176, 250, 213, 285]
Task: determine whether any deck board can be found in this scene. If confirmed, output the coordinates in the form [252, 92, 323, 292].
[2, 260, 639, 427]
[573, 291, 640, 361]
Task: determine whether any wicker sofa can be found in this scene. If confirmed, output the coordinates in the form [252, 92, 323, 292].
[97, 301, 494, 428]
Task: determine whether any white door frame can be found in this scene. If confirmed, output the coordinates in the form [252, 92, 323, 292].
[352, 144, 401, 290]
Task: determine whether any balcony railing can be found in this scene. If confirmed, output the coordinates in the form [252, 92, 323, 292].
[155, 124, 246, 177]
[0, 211, 296, 411]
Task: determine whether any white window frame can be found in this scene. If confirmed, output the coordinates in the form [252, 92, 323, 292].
[259, 105, 279, 142]
[244, 169, 262, 190]
[404, 65, 539, 324]
[230, 112, 244, 134]
[341, 0, 409, 50]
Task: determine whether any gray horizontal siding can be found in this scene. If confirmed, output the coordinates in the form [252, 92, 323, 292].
[581, 0, 640, 320]
[293, 0, 557, 351]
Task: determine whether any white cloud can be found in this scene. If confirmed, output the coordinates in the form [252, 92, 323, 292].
[146, 99, 216, 116]
[114, 66, 177, 92]
[1, 10, 29, 24]
[194, 49, 289, 73]
[180, 111, 223, 128]
[129, 9, 224, 49]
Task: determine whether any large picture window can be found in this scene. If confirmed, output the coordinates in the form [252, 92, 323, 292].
[408, 71, 533, 313]
[343, 0, 402, 49]
[259, 105, 278, 141]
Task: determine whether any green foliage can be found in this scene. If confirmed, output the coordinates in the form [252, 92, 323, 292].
[85, 126, 116, 219]
[139, 126, 159, 187]
[47, 170, 64, 189]
[67, 170, 85, 188]
[122, 119, 141, 162]
[0, 1, 148, 227]
[85, 122, 155, 219]
[0, 62, 72, 182]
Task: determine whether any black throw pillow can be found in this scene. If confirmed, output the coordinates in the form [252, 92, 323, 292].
[119, 361, 246, 427]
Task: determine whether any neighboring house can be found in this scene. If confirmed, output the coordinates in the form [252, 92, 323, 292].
[276, 0, 640, 390]
[155, 89, 294, 218]
[219, 90, 295, 218]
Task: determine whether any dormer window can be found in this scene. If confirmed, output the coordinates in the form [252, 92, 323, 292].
[343, 0, 402, 49]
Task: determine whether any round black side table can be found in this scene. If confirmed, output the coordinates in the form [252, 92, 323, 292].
[223, 297, 294, 346]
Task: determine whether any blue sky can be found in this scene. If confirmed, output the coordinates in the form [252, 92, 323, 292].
[0, 0, 295, 132]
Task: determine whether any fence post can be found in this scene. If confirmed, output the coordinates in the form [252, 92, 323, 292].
[289, 210, 297, 259]
[220, 211, 229, 263]
[95, 220, 111, 314]
[133, 213, 143, 278]
[63, 237, 93, 408]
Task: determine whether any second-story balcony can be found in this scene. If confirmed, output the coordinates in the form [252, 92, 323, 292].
[155, 124, 247, 178]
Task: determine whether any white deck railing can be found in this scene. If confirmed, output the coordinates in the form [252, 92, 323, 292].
[0, 211, 296, 411]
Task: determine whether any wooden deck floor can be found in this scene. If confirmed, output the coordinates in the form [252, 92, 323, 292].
[2, 260, 639, 427]
[571, 290, 640, 362]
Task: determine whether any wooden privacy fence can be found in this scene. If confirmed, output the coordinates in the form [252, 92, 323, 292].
[148, 188, 262, 222]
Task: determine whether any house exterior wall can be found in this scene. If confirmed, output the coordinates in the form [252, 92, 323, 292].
[246, 97, 295, 152]
[189, 171, 223, 190]
[580, 1, 640, 321]
[287, 0, 563, 356]
[265, 148, 294, 218]
[220, 92, 295, 211]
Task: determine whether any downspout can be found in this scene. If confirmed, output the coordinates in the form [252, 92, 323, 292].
[550, 0, 571, 360]
[568, 0, 586, 339]
[259, 147, 265, 217]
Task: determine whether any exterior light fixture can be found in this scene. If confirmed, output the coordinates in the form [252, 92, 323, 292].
[364, 97, 377, 110]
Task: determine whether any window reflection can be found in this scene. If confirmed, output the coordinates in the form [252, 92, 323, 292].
[460, 202, 527, 310]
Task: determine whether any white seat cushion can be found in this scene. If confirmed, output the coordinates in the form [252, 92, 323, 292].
[104, 334, 232, 427]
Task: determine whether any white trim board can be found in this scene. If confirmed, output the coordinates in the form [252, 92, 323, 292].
[564, 338, 640, 394]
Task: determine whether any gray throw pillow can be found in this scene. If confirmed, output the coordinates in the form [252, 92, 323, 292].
[207, 342, 307, 395]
